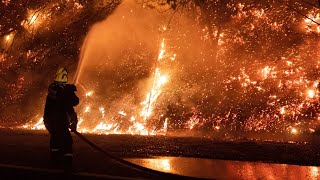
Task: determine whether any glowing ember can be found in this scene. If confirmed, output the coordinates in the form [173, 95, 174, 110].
[118, 111, 127, 116]
[5, 34, 10, 41]
[85, 91, 93, 97]
[307, 89, 315, 99]
[279, 106, 286, 115]
[291, 128, 298, 134]
[84, 106, 91, 113]
[158, 39, 165, 60]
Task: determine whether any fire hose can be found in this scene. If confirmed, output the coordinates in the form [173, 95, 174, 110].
[73, 131, 201, 180]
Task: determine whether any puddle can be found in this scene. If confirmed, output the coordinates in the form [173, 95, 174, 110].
[127, 157, 320, 179]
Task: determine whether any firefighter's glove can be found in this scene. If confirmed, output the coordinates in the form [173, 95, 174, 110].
[70, 122, 77, 132]
[69, 113, 78, 132]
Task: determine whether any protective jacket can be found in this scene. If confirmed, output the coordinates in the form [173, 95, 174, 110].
[44, 82, 79, 132]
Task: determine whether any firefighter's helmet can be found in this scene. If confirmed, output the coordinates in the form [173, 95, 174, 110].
[55, 67, 68, 83]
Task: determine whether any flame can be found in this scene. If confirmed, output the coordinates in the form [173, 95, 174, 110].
[163, 118, 168, 130]
[310, 167, 319, 179]
[99, 107, 105, 118]
[21, 9, 51, 33]
[158, 39, 165, 60]
[93, 122, 114, 132]
[85, 39, 171, 135]
[303, 11, 320, 34]
[30, 15, 37, 25]
[22, 117, 45, 130]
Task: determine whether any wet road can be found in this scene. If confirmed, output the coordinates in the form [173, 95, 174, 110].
[1, 129, 320, 179]
[129, 157, 320, 180]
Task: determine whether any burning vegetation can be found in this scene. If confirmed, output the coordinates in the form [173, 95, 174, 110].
[2, 0, 320, 137]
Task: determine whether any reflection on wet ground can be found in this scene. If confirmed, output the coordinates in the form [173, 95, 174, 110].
[128, 157, 320, 179]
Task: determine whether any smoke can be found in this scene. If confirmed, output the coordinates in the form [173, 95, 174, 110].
[75, 1, 213, 128]
[79, 0, 158, 68]
[74, 0, 165, 127]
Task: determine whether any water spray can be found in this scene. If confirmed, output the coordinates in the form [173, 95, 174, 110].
[73, 34, 91, 85]
[144, 38, 165, 121]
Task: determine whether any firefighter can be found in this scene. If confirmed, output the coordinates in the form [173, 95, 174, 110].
[43, 67, 79, 172]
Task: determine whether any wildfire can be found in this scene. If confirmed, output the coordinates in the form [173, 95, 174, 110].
[22, 38, 174, 136]
[16, 1, 320, 138]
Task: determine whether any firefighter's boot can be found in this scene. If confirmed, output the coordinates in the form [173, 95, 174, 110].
[63, 153, 73, 173]
[49, 149, 61, 167]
